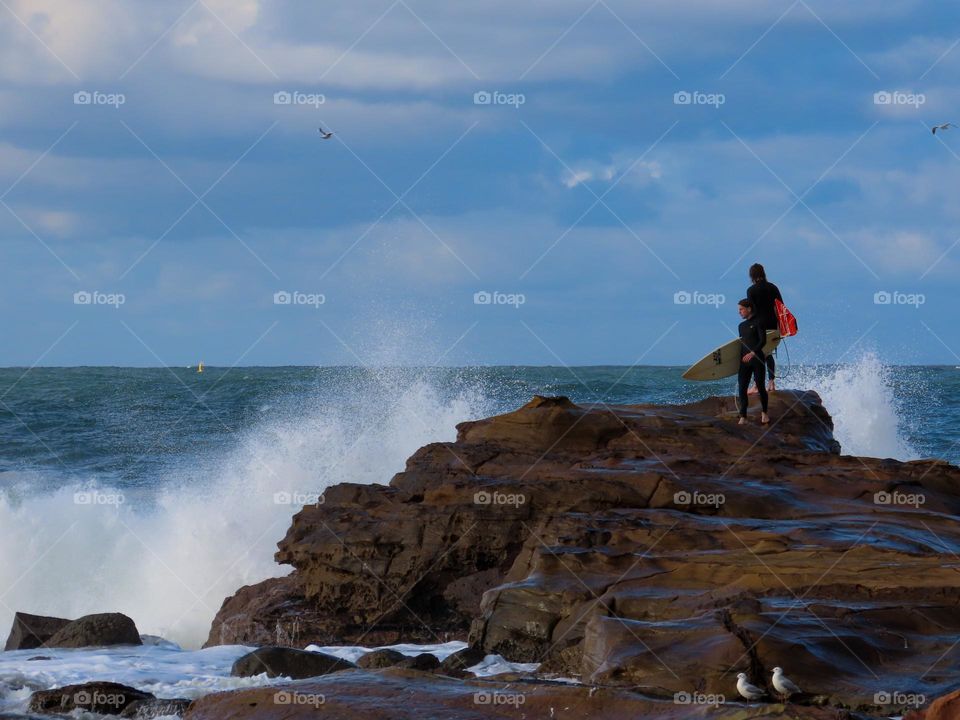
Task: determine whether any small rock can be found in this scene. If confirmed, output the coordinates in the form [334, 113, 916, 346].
[356, 649, 407, 669]
[231, 647, 355, 679]
[396, 653, 440, 672]
[439, 646, 486, 675]
[28, 681, 153, 716]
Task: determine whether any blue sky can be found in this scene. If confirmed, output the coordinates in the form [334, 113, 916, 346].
[1, 0, 959, 366]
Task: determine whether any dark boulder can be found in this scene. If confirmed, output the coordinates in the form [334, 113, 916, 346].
[439, 645, 486, 675]
[4, 612, 71, 651]
[395, 653, 440, 672]
[45, 613, 142, 649]
[28, 681, 152, 716]
[356, 648, 406, 669]
[231, 647, 355, 679]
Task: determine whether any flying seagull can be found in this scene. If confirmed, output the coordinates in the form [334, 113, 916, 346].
[932, 123, 956, 135]
[736, 672, 766, 701]
[771, 667, 802, 702]
[318, 126, 334, 140]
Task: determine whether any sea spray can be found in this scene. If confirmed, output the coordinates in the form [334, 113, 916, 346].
[0, 373, 492, 649]
[790, 352, 918, 460]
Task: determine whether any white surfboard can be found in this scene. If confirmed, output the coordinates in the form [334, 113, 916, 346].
[682, 330, 781, 381]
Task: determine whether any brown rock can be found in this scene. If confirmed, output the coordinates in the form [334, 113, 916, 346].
[206, 391, 960, 709]
[182, 668, 860, 719]
[904, 688, 960, 719]
[28, 681, 153, 715]
[45, 613, 141, 649]
[356, 648, 406, 668]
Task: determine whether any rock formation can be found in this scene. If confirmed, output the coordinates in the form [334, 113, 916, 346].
[207, 391, 960, 713]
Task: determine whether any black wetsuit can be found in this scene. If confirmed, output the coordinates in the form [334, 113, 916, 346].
[737, 314, 769, 417]
[746, 280, 782, 380]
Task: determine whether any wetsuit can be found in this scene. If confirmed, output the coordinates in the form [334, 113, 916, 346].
[746, 279, 782, 380]
[737, 313, 769, 418]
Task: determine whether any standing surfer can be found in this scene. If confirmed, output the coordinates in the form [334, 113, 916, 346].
[737, 299, 770, 425]
[746, 263, 782, 392]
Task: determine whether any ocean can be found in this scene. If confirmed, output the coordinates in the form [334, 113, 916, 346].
[0, 356, 955, 711]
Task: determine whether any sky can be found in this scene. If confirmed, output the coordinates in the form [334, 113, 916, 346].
[1, 0, 959, 366]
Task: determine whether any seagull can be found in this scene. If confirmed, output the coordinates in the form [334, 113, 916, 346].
[932, 123, 956, 135]
[318, 126, 334, 140]
[771, 667, 802, 701]
[737, 672, 766, 701]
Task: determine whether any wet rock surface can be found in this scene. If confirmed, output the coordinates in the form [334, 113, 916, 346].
[207, 391, 960, 712]
[231, 646, 356, 679]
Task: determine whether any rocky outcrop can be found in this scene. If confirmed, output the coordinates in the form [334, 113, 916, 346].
[185, 667, 872, 719]
[231, 646, 355, 679]
[207, 391, 960, 711]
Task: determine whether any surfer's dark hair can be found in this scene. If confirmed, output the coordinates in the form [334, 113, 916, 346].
[738, 298, 753, 310]
[749, 263, 766, 283]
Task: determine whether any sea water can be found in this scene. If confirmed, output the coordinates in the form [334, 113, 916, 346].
[0, 359, 952, 712]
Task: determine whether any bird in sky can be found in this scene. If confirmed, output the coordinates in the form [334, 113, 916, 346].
[932, 123, 956, 135]
[318, 126, 334, 139]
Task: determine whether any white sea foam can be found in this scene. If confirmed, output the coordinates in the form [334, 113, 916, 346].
[789, 352, 918, 460]
[0, 641, 537, 715]
[0, 376, 491, 650]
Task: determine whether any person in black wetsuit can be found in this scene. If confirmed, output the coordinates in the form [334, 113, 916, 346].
[736, 298, 770, 425]
[746, 263, 783, 392]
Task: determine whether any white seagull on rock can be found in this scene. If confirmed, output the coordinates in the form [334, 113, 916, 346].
[736, 672, 766, 701]
[772, 667, 802, 701]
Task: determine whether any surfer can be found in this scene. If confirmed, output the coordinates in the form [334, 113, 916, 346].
[737, 299, 770, 425]
[746, 263, 782, 392]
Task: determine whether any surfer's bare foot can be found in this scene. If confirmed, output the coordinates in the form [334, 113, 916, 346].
[738, 417, 747, 425]
[767, 380, 776, 392]
[761, 413, 770, 425]
[748, 385, 759, 395]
